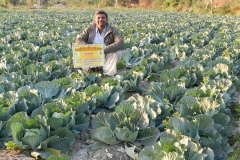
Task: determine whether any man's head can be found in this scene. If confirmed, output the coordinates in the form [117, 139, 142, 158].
[94, 10, 108, 29]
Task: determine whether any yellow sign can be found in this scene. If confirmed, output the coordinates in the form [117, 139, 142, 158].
[72, 44, 104, 68]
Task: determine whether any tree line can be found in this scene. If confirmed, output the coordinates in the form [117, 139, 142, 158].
[1, 0, 48, 6]
[0, 0, 210, 7]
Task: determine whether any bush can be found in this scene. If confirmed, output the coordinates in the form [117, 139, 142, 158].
[218, 3, 231, 14]
[165, 0, 179, 7]
[182, 0, 197, 7]
[83, 0, 97, 5]
[140, 0, 153, 8]
[152, 0, 165, 9]
[118, 0, 129, 7]
[99, 0, 115, 7]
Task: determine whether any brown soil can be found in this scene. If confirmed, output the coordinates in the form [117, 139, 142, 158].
[0, 149, 34, 160]
[68, 128, 132, 160]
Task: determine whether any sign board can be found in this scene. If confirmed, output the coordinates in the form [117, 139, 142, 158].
[72, 44, 104, 68]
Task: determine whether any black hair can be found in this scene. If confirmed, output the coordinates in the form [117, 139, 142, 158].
[94, 10, 108, 20]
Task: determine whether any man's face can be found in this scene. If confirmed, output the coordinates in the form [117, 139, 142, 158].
[95, 14, 107, 29]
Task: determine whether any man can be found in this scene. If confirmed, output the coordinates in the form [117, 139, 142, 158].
[75, 10, 125, 76]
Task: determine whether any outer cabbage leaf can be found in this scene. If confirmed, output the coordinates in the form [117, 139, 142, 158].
[139, 129, 210, 160]
[132, 65, 152, 80]
[51, 77, 74, 96]
[137, 127, 160, 146]
[115, 101, 135, 117]
[110, 112, 126, 126]
[146, 82, 165, 102]
[213, 113, 233, 137]
[120, 72, 146, 93]
[42, 127, 75, 153]
[139, 137, 185, 160]
[194, 114, 214, 131]
[127, 94, 161, 121]
[7, 112, 49, 150]
[63, 91, 92, 115]
[114, 126, 138, 143]
[91, 112, 116, 131]
[147, 54, 164, 73]
[129, 109, 149, 130]
[16, 86, 42, 113]
[9, 122, 30, 149]
[104, 92, 119, 109]
[84, 84, 124, 109]
[175, 96, 199, 116]
[147, 81, 186, 103]
[196, 97, 221, 117]
[71, 113, 90, 134]
[35, 81, 59, 99]
[21, 125, 48, 149]
[33, 101, 89, 135]
[91, 126, 120, 145]
[108, 85, 125, 106]
[6, 112, 31, 135]
[175, 96, 220, 117]
[83, 84, 101, 97]
[124, 47, 144, 68]
[0, 91, 17, 121]
[169, 117, 191, 136]
[0, 121, 8, 147]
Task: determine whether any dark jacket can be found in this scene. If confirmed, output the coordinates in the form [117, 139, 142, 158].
[75, 23, 124, 54]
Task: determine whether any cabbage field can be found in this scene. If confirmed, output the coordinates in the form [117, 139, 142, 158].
[0, 10, 240, 160]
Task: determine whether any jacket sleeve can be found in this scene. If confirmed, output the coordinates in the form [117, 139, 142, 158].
[75, 27, 89, 45]
[104, 28, 125, 54]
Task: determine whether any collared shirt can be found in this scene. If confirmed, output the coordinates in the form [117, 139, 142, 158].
[93, 27, 106, 48]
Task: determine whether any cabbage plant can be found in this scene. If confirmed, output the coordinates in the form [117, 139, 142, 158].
[5, 112, 75, 158]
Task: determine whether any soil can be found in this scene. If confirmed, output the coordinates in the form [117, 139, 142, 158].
[0, 149, 35, 160]
[67, 128, 132, 160]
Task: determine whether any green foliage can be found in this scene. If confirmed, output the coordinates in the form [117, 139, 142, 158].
[99, 0, 115, 7]
[5, 141, 20, 150]
[116, 60, 125, 69]
[219, 3, 231, 15]
[139, 129, 213, 159]
[152, 0, 165, 9]
[229, 134, 240, 160]
[1, 0, 9, 6]
[118, 0, 129, 7]
[91, 99, 161, 146]
[181, 0, 197, 7]
[165, 0, 179, 7]
[81, 0, 97, 5]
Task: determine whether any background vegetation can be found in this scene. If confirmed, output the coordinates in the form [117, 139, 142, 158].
[0, 0, 240, 15]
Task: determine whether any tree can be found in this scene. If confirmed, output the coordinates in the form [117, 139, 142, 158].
[118, 0, 129, 6]
[2, 0, 10, 6]
[26, 0, 34, 5]
[140, 0, 152, 7]
[41, 0, 49, 5]
[10, 0, 20, 5]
